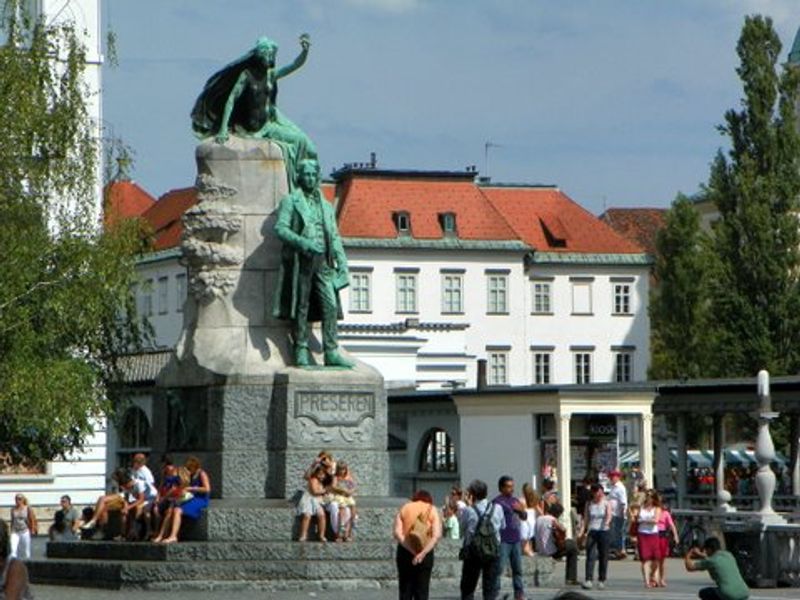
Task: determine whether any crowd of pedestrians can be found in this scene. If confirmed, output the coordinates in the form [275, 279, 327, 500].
[391, 469, 750, 600]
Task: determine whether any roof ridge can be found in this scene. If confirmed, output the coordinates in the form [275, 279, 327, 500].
[476, 185, 524, 245]
[555, 190, 645, 253]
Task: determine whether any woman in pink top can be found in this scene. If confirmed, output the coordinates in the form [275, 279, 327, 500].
[654, 492, 679, 587]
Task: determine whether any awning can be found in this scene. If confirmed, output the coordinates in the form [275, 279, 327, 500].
[619, 449, 639, 465]
[670, 449, 787, 468]
[670, 449, 713, 468]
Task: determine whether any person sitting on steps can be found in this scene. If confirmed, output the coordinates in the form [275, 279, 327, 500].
[297, 463, 328, 542]
[153, 456, 211, 544]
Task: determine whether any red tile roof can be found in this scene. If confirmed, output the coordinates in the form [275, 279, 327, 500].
[141, 187, 198, 251]
[481, 186, 644, 253]
[600, 208, 667, 255]
[103, 181, 156, 227]
[336, 175, 518, 240]
[104, 169, 649, 257]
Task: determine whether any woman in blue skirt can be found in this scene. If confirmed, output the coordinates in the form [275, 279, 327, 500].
[155, 456, 211, 544]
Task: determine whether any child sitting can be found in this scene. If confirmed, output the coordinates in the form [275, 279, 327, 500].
[328, 462, 357, 541]
[297, 464, 328, 542]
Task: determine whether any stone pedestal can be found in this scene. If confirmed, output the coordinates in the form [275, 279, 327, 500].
[269, 366, 388, 498]
[155, 139, 388, 501]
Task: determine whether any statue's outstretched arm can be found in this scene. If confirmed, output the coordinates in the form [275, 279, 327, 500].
[216, 72, 247, 143]
[277, 33, 310, 79]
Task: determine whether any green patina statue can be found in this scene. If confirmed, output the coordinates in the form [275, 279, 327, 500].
[272, 159, 353, 368]
[190, 34, 317, 187]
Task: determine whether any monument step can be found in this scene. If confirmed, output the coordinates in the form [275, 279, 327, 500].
[189, 497, 403, 541]
[28, 555, 468, 589]
[46, 539, 462, 562]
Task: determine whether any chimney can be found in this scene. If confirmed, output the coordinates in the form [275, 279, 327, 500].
[370, 152, 377, 168]
[477, 359, 487, 391]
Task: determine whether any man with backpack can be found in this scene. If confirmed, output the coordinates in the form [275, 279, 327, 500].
[459, 479, 505, 600]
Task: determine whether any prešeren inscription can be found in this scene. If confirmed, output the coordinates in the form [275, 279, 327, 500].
[295, 392, 375, 426]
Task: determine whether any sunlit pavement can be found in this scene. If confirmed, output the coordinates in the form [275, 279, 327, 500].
[27, 538, 800, 599]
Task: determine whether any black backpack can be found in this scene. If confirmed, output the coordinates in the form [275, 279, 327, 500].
[462, 502, 500, 563]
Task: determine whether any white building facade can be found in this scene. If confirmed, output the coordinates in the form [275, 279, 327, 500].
[108, 166, 654, 504]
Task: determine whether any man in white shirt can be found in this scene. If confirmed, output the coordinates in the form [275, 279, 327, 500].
[607, 470, 628, 559]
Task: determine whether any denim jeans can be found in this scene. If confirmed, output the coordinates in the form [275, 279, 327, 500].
[493, 541, 524, 599]
[585, 529, 609, 583]
[610, 515, 626, 553]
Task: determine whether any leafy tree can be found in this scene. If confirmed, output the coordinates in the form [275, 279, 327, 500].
[649, 194, 713, 380]
[704, 15, 800, 378]
[0, 3, 147, 465]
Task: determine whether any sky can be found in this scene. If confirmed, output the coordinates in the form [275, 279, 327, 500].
[101, 0, 800, 215]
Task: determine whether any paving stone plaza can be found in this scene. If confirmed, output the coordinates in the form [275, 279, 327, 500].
[28, 561, 796, 600]
[22, 539, 796, 600]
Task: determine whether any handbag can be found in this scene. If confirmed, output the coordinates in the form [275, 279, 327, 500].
[407, 506, 432, 553]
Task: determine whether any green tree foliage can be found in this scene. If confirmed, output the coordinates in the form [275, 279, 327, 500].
[649, 195, 713, 380]
[0, 3, 147, 464]
[651, 16, 800, 449]
[704, 15, 800, 378]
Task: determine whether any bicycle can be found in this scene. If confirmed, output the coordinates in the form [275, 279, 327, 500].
[672, 514, 708, 557]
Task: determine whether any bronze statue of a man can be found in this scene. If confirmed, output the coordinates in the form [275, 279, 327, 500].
[272, 159, 353, 368]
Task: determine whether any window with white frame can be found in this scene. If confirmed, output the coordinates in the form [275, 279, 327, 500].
[574, 352, 592, 384]
[140, 279, 153, 317]
[487, 350, 508, 385]
[393, 211, 411, 234]
[157, 276, 169, 315]
[533, 352, 552, 384]
[613, 282, 632, 315]
[615, 351, 633, 382]
[395, 271, 418, 313]
[486, 273, 508, 314]
[532, 281, 552, 314]
[441, 272, 463, 314]
[175, 273, 187, 312]
[571, 279, 593, 314]
[349, 271, 371, 312]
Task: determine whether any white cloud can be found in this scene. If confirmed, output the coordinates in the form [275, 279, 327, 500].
[340, 0, 421, 14]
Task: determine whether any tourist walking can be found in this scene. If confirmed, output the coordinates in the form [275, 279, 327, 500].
[684, 537, 750, 600]
[580, 483, 611, 590]
[636, 490, 662, 588]
[519, 482, 540, 556]
[655, 493, 679, 587]
[9, 495, 36, 560]
[492, 475, 528, 600]
[393, 490, 442, 600]
[607, 469, 628, 559]
[459, 479, 503, 600]
[534, 502, 579, 585]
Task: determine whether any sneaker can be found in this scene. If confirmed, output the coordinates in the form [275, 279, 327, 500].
[581, 581, 593, 590]
[598, 581, 606, 590]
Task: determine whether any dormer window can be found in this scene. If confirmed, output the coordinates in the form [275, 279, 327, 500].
[393, 211, 411, 235]
[539, 215, 568, 248]
[439, 212, 457, 236]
